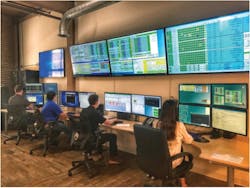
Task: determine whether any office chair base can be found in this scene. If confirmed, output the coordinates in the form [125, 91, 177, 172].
[68, 159, 97, 178]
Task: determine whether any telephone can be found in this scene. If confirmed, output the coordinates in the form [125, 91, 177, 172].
[143, 117, 154, 127]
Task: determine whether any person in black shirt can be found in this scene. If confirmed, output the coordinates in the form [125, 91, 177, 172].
[80, 94, 119, 162]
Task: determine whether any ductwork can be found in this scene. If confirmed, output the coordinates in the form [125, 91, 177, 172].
[59, 1, 118, 37]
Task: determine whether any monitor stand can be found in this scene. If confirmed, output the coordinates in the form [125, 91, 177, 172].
[223, 131, 236, 139]
[210, 129, 221, 139]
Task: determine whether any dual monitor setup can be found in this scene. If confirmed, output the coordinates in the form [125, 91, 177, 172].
[38, 11, 249, 78]
[179, 83, 248, 137]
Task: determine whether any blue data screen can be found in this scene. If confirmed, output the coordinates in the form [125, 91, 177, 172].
[166, 12, 250, 74]
[70, 40, 111, 76]
[26, 93, 44, 105]
[108, 29, 167, 75]
[60, 91, 79, 107]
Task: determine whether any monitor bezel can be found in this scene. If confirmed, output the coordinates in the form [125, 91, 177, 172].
[107, 28, 168, 77]
[165, 11, 249, 75]
[131, 93, 162, 119]
[60, 90, 80, 107]
[69, 40, 112, 77]
[211, 107, 248, 136]
[39, 48, 65, 78]
[104, 92, 132, 113]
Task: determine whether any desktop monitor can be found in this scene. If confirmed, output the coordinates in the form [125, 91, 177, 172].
[69, 40, 111, 76]
[104, 93, 131, 113]
[179, 104, 210, 127]
[26, 93, 44, 105]
[212, 84, 247, 109]
[79, 92, 96, 108]
[39, 48, 65, 78]
[166, 11, 249, 74]
[43, 83, 58, 94]
[132, 94, 162, 118]
[179, 84, 211, 105]
[60, 91, 79, 107]
[212, 107, 247, 135]
[25, 83, 43, 93]
[107, 29, 167, 76]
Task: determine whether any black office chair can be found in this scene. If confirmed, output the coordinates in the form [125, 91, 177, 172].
[133, 124, 193, 186]
[3, 104, 36, 145]
[29, 110, 57, 157]
[68, 112, 108, 178]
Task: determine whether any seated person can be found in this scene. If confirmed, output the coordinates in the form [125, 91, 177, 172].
[8, 84, 34, 130]
[157, 99, 193, 187]
[41, 91, 72, 143]
[80, 94, 120, 164]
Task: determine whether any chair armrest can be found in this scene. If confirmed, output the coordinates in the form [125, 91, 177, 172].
[170, 152, 193, 163]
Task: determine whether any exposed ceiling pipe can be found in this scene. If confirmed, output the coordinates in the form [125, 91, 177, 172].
[1, 1, 61, 20]
[59, 0, 119, 37]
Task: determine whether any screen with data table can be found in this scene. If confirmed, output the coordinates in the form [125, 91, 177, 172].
[79, 92, 96, 108]
[107, 29, 167, 76]
[104, 93, 131, 113]
[70, 40, 111, 76]
[166, 11, 249, 74]
[179, 104, 210, 127]
[179, 84, 211, 105]
[132, 94, 161, 118]
[212, 108, 247, 135]
[212, 84, 247, 109]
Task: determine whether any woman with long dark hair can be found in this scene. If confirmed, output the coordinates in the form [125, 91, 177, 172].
[157, 99, 193, 187]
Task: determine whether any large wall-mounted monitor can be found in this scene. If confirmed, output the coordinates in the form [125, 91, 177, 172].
[26, 93, 43, 105]
[69, 40, 111, 76]
[166, 11, 249, 74]
[107, 29, 167, 76]
[212, 84, 247, 109]
[212, 107, 247, 135]
[60, 91, 79, 107]
[39, 48, 65, 78]
[104, 93, 131, 113]
[179, 104, 210, 127]
[179, 84, 211, 105]
[79, 92, 96, 108]
[132, 94, 162, 118]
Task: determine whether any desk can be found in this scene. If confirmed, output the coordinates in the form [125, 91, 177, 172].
[102, 122, 249, 187]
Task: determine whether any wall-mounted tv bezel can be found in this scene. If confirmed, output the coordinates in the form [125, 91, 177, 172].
[69, 40, 111, 77]
[165, 11, 249, 75]
[107, 28, 167, 77]
[39, 48, 65, 78]
[131, 94, 162, 118]
[104, 92, 132, 113]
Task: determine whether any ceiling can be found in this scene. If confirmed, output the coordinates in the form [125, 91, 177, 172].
[1, 1, 75, 19]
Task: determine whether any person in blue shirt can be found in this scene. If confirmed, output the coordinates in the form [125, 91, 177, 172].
[41, 91, 72, 143]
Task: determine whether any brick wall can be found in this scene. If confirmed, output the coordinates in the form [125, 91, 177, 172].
[1, 14, 18, 89]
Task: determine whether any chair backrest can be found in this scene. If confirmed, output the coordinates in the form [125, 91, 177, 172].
[134, 124, 172, 179]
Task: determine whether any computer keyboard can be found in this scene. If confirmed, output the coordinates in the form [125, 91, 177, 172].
[188, 132, 209, 143]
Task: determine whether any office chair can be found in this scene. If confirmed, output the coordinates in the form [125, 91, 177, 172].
[29, 110, 57, 157]
[68, 113, 108, 178]
[133, 124, 193, 186]
[3, 104, 36, 145]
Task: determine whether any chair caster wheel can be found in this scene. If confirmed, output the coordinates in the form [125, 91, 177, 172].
[30, 151, 33, 155]
[68, 172, 72, 176]
[3, 141, 6, 144]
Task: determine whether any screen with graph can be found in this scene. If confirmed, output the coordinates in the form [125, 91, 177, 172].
[108, 29, 167, 76]
[166, 11, 249, 74]
[70, 40, 111, 76]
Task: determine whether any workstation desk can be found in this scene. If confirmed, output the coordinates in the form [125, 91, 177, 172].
[100, 120, 249, 187]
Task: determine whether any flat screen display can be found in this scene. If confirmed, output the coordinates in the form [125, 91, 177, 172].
[179, 104, 210, 127]
[39, 48, 65, 78]
[25, 83, 43, 93]
[60, 91, 79, 107]
[212, 107, 247, 135]
[70, 40, 111, 76]
[179, 84, 211, 105]
[79, 92, 96, 108]
[166, 11, 249, 74]
[26, 93, 43, 105]
[132, 94, 161, 118]
[43, 83, 58, 94]
[104, 93, 131, 113]
[108, 29, 167, 76]
[212, 84, 247, 109]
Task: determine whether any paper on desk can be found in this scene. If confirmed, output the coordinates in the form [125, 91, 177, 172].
[211, 153, 243, 164]
[115, 123, 130, 127]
